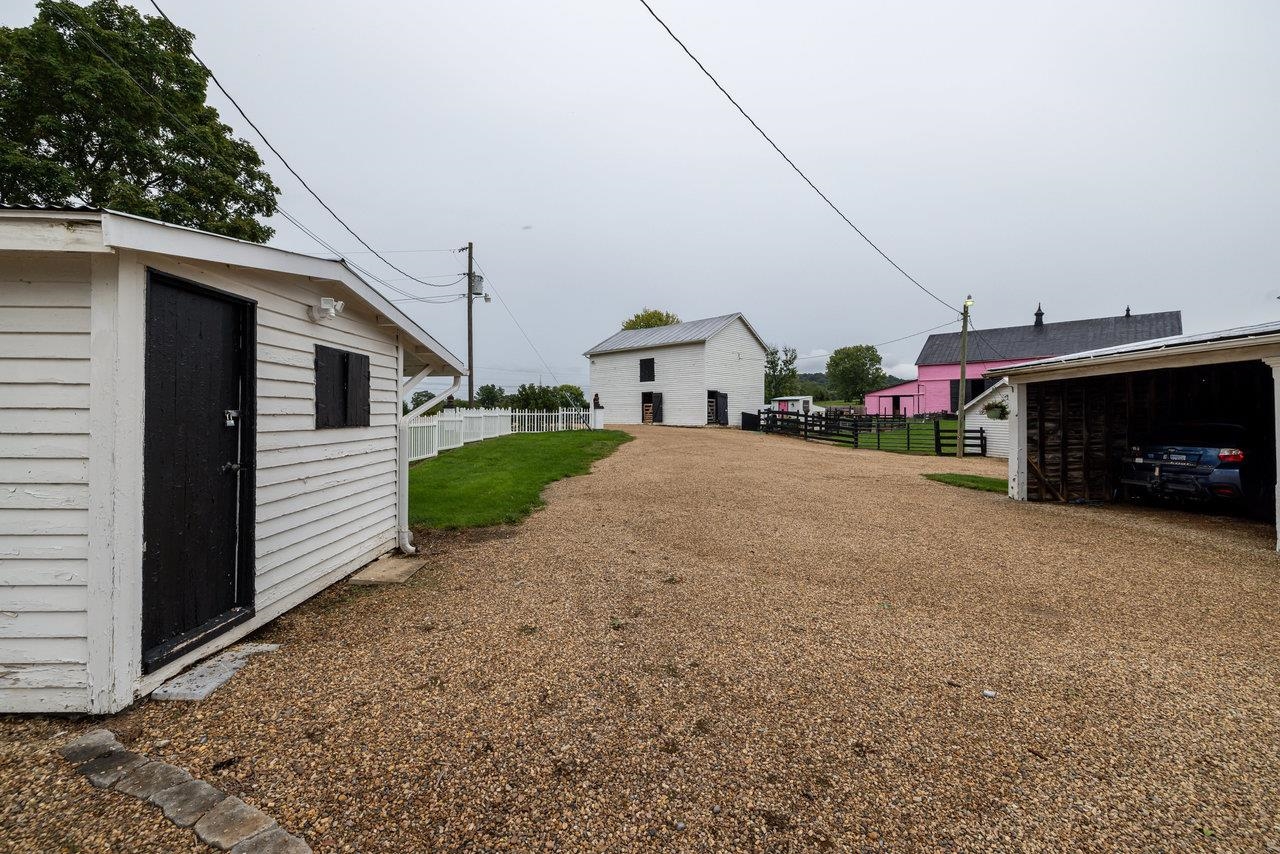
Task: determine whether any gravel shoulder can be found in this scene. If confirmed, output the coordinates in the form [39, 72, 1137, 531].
[3, 425, 1278, 852]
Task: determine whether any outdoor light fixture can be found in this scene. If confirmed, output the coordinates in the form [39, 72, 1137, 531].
[964, 295, 975, 307]
[309, 296, 345, 322]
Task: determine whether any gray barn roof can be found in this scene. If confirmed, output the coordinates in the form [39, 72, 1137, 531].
[916, 309, 1182, 365]
[1000, 319, 1280, 377]
[584, 312, 765, 356]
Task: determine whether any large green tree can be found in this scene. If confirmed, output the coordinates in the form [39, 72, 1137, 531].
[475, 383, 505, 408]
[0, 0, 279, 242]
[825, 345, 888, 401]
[621, 308, 680, 330]
[764, 345, 799, 401]
[555, 384, 587, 409]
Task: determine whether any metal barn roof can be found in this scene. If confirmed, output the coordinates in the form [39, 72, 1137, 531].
[999, 319, 1280, 377]
[584, 312, 765, 356]
[916, 309, 1183, 365]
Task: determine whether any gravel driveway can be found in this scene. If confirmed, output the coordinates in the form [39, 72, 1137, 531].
[4, 426, 1279, 852]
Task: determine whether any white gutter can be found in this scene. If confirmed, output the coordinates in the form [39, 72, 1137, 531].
[397, 371, 466, 554]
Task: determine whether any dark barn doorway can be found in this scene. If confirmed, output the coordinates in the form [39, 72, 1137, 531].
[707, 390, 728, 425]
[142, 270, 256, 672]
[1024, 360, 1275, 520]
[641, 391, 663, 424]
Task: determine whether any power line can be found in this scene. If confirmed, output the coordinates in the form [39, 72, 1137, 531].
[785, 318, 960, 364]
[48, 4, 475, 314]
[340, 248, 465, 256]
[471, 257, 560, 385]
[874, 318, 960, 348]
[967, 318, 1010, 361]
[146, 0, 460, 289]
[635, 0, 959, 316]
[389, 294, 468, 304]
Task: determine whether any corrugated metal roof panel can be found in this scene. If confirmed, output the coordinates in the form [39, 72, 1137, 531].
[0, 203, 101, 212]
[585, 313, 751, 355]
[1000, 319, 1280, 375]
[917, 310, 1183, 365]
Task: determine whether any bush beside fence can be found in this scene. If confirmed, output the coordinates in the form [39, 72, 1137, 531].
[408, 408, 590, 462]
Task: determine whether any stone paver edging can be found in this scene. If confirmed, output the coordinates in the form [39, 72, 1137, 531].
[59, 729, 309, 853]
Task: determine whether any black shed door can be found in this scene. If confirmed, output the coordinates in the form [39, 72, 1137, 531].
[142, 271, 255, 672]
[652, 392, 664, 424]
[715, 392, 728, 425]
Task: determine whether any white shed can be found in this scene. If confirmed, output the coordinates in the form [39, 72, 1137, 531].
[0, 207, 465, 713]
[963, 379, 1013, 459]
[771, 396, 825, 415]
[584, 313, 766, 427]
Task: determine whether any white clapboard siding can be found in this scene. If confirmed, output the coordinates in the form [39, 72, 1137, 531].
[587, 342, 707, 426]
[140, 256, 402, 616]
[704, 317, 768, 427]
[0, 254, 92, 712]
[255, 448, 397, 489]
[0, 332, 90, 359]
[0, 559, 86, 586]
[0, 383, 90, 409]
[0, 610, 88, 638]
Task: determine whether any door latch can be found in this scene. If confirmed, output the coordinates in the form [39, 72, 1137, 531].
[222, 462, 241, 474]
[224, 409, 240, 427]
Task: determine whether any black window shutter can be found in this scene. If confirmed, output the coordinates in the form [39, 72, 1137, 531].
[315, 345, 344, 428]
[640, 358, 655, 382]
[346, 351, 371, 427]
[949, 379, 960, 413]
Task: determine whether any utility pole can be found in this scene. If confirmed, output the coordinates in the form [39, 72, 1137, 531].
[956, 295, 974, 458]
[466, 241, 475, 405]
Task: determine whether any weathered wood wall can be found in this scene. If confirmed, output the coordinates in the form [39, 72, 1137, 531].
[1025, 361, 1275, 504]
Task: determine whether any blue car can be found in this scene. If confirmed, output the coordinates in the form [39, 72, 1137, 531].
[1119, 422, 1262, 511]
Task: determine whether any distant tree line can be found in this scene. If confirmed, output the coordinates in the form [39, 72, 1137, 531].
[766, 344, 905, 403]
[404, 383, 587, 414]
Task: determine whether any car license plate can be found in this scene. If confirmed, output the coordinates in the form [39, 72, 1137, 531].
[1169, 454, 1186, 461]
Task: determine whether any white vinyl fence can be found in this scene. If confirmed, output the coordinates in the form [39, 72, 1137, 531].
[408, 408, 590, 463]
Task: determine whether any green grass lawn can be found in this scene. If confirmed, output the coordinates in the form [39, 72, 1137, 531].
[814, 418, 958, 456]
[408, 430, 632, 529]
[923, 472, 1009, 493]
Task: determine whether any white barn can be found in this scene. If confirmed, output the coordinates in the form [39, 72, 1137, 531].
[584, 313, 766, 427]
[0, 207, 465, 713]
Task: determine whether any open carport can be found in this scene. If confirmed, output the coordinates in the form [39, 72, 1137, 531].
[1002, 321, 1280, 544]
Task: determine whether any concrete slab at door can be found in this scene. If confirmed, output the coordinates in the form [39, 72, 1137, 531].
[349, 553, 427, 586]
[151, 643, 280, 701]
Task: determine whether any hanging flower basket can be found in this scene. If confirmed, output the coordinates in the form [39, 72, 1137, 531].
[982, 400, 1009, 420]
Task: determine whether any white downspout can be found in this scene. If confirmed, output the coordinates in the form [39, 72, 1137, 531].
[397, 365, 465, 554]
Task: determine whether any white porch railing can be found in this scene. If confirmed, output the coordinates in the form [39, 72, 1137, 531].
[408, 408, 589, 462]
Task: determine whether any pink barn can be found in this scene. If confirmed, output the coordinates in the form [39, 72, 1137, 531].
[864, 306, 1183, 416]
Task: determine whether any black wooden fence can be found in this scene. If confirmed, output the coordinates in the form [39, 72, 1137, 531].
[755, 409, 986, 456]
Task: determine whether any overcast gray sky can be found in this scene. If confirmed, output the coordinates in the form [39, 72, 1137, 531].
[9, 1, 1279, 386]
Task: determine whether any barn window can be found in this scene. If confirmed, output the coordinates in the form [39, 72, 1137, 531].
[315, 344, 370, 428]
[639, 357, 655, 382]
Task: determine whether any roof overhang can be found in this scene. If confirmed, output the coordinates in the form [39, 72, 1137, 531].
[963, 378, 1010, 411]
[995, 326, 1280, 385]
[584, 312, 767, 357]
[864, 379, 921, 396]
[0, 209, 465, 376]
